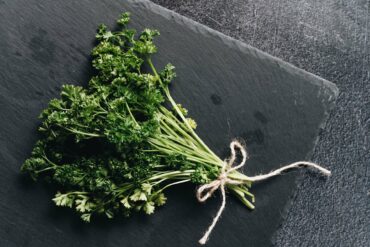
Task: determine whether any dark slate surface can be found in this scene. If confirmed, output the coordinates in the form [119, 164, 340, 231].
[151, 0, 370, 246]
[0, 0, 338, 246]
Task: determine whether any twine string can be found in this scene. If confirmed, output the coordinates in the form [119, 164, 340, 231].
[196, 140, 331, 245]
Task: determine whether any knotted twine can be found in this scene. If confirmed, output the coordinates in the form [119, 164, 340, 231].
[196, 140, 331, 245]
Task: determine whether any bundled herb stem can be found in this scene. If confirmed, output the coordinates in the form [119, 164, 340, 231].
[21, 12, 255, 222]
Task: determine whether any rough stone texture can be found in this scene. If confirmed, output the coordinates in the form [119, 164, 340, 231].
[0, 0, 366, 246]
[151, 0, 370, 246]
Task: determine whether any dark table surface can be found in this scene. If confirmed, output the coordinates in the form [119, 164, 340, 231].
[0, 0, 367, 246]
[151, 0, 370, 246]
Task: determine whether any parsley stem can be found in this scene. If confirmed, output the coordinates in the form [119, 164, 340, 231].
[147, 58, 222, 164]
[36, 166, 56, 173]
[158, 179, 191, 192]
[148, 170, 194, 181]
[125, 102, 139, 126]
[62, 126, 102, 137]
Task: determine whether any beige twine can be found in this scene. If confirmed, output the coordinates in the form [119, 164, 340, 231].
[196, 140, 331, 245]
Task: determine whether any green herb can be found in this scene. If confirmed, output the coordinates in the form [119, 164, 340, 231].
[21, 12, 254, 222]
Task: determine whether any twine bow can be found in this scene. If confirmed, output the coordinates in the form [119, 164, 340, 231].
[196, 140, 331, 245]
[196, 141, 246, 245]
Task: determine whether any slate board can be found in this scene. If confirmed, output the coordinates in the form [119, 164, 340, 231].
[151, 1, 370, 246]
[0, 0, 338, 246]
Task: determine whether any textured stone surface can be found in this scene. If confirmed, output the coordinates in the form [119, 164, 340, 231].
[0, 0, 340, 246]
[151, 0, 370, 246]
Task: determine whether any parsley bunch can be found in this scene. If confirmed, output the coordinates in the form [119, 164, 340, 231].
[21, 13, 254, 222]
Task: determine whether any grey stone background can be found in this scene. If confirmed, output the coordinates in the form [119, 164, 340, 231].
[151, 0, 370, 246]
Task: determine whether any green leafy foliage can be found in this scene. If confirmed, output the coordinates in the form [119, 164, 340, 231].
[21, 12, 254, 222]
